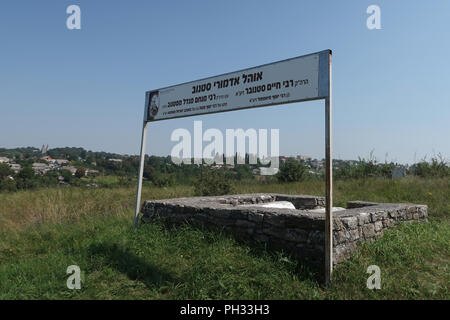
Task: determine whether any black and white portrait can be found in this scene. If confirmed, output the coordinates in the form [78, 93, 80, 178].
[147, 90, 159, 121]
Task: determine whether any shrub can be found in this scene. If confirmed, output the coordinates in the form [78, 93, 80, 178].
[15, 167, 39, 190]
[334, 152, 397, 180]
[0, 164, 16, 192]
[410, 155, 449, 178]
[277, 158, 307, 182]
[118, 176, 134, 187]
[0, 163, 13, 180]
[152, 173, 176, 188]
[17, 166, 35, 180]
[234, 164, 254, 180]
[59, 169, 73, 183]
[75, 167, 86, 178]
[194, 166, 234, 196]
[0, 178, 17, 192]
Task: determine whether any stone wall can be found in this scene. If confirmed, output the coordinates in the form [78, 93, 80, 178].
[141, 194, 427, 267]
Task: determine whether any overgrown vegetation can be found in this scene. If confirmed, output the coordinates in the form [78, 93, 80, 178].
[409, 154, 449, 178]
[0, 177, 448, 299]
[194, 166, 235, 196]
[1, 147, 448, 194]
[333, 157, 396, 180]
[277, 158, 308, 182]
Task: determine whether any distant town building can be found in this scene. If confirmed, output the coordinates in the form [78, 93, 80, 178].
[297, 155, 312, 161]
[41, 156, 53, 162]
[311, 159, 324, 169]
[108, 159, 123, 163]
[63, 166, 78, 175]
[86, 169, 100, 176]
[0, 157, 10, 163]
[55, 159, 69, 165]
[32, 163, 48, 174]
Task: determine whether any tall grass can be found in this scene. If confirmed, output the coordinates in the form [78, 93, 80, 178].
[0, 177, 448, 299]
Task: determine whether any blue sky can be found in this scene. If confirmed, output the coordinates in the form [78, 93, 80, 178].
[0, 0, 449, 164]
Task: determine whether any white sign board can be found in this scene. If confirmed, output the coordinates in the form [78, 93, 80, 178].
[145, 50, 330, 121]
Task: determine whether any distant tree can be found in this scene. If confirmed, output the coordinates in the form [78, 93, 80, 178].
[0, 163, 13, 180]
[152, 173, 175, 188]
[0, 178, 16, 192]
[15, 167, 38, 190]
[411, 155, 449, 178]
[235, 164, 254, 180]
[75, 167, 86, 178]
[17, 167, 35, 180]
[277, 158, 307, 182]
[60, 169, 73, 182]
[0, 163, 16, 192]
[143, 165, 155, 180]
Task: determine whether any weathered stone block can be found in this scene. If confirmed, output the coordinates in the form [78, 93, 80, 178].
[362, 224, 376, 240]
[374, 221, 383, 232]
[262, 226, 286, 239]
[248, 212, 264, 223]
[349, 228, 360, 241]
[285, 228, 308, 243]
[333, 218, 344, 231]
[235, 219, 255, 228]
[357, 212, 371, 226]
[370, 211, 384, 222]
[383, 218, 394, 228]
[341, 216, 358, 229]
[264, 214, 285, 227]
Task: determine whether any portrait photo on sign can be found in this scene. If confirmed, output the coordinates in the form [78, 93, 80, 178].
[147, 90, 160, 121]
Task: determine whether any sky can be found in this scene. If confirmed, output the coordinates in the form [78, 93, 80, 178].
[0, 0, 449, 164]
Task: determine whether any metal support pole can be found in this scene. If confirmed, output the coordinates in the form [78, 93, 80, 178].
[325, 53, 333, 285]
[133, 121, 148, 228]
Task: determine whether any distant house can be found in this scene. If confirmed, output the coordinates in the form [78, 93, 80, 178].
[311, 159, 324, 169]
[41, 156, 53, 162]
[32, 163, 48, 174]
[297, 155, 312, 161]
[108, 159, 123, 163]
[86, 169, 100, 176]
[55, 159, 69, 165]
[62, 166, 78, 175]
[0, 157, 10, 163]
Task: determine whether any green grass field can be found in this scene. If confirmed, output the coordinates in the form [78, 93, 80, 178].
[0, 177, 448, 299]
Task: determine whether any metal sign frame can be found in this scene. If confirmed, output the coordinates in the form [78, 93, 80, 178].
[133, 49, 333, 284]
